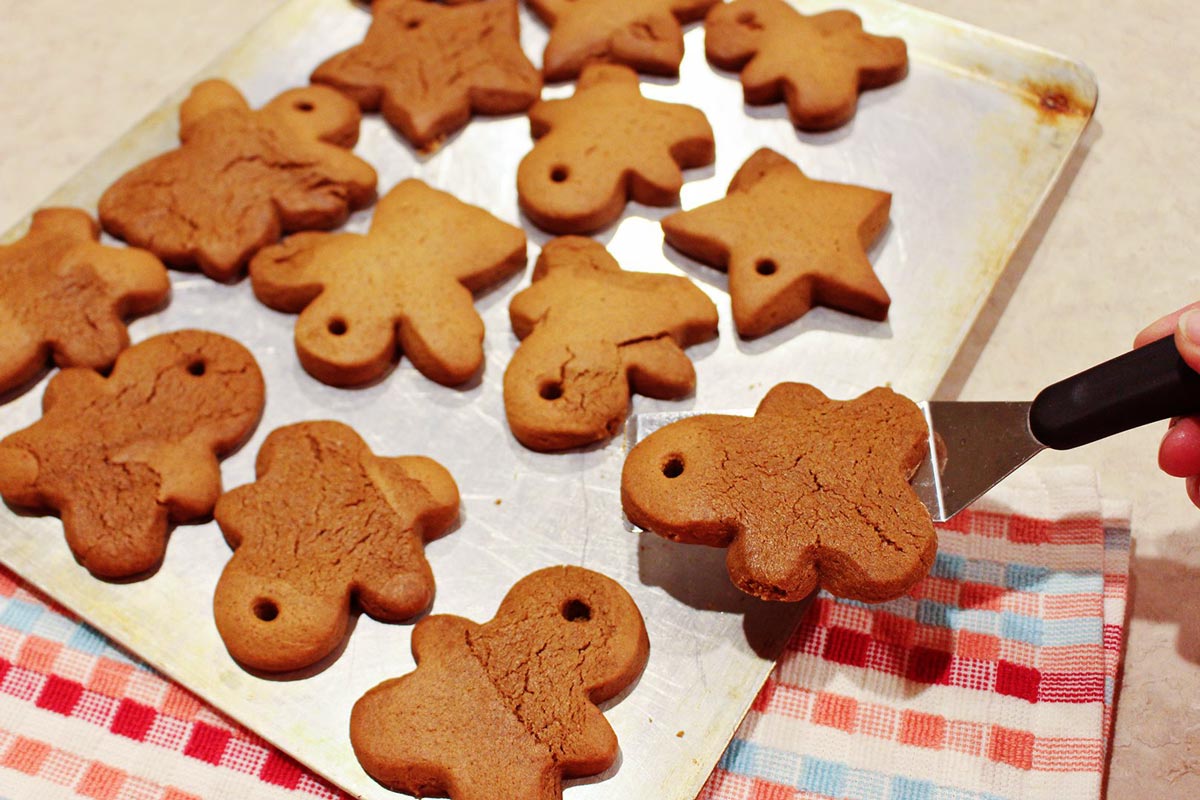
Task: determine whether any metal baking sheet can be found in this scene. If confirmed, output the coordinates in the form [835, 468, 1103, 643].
[0, 0, 1095, 797]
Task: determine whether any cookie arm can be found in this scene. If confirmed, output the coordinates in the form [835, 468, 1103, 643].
[0, 307, 47, 394]
[396, 281, 486, 386]
[619, 337, 696, 399]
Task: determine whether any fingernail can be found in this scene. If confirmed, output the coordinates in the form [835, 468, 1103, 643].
[1179, 310, 1200, 346]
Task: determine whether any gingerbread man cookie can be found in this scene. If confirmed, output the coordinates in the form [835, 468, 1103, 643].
[0, 330, 265, 580]
[249, 179, 526, 387]
[517, 64, 715, 234]
[350, 565, 649, 799]
[0, 207, 169, 397]
[621, 383, 934, 602]
[311, 0, 541, 149]
[706, 0, 907, 130]
[529, 0, 720, 81]
[213, 421, 459, 673]
[662, 148, 892, 338]
[99, 79, 377, 282]
[505, 236, 718, 451]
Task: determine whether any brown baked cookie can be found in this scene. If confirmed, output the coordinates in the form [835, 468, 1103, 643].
[311, 0, 541, 150]
[706, 0, 907, 130]
[212, 420, 459, 673]
[504, 236, 718, 451]
[661, 148, 891, 338]
[350, 565, 649, 799]
[0, 330, 264, 580]
[517, 64, 715, 234]
[249, 179, 526, 387]
[0, 208, 169, 397]
[529, 0, 719, 81]
[621, 382, 934, 603]
[98, 79, 377, 282]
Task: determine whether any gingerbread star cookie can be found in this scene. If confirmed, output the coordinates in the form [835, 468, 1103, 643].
[350, 566, 649, 799]
[622, 382, 935, 603]
[706, 0, 907, 130]
[661, 148, 892, 338]
[529, 0, 720, 81]
[517, 64, 715, 234]
[0, 330, 265, 580]
[99, 79, 377, 282]
[0, 208, 169, 397]
[505, 236, 718, 452]
[311, 0, 541, 150]
[249, 179, 526, 387]
[213, 421, 459, 673]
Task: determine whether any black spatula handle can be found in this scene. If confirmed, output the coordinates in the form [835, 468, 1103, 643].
[1030, 335, 1200, 450]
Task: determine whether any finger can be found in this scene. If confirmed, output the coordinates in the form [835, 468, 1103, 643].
[1188, 475, 1200, 509]
[1133, 300, 1200, 348]
[1159, 416, 1200, 477]
[1173, 309, 1200, 373]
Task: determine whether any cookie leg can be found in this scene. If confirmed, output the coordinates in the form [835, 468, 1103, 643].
[619, 337, 696, 399]
[59, 462, 170, 579]
[0, 310, 47, 394]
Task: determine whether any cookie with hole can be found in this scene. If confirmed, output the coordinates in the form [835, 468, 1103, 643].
[661, 148, 892, 338]
[504, 236, 718, 452]
[350, 565, 648, 799]
[516, 63, 714, 235]
[0, 330, 264, 580]
[212, 420, 459, 673]
[621, 382, 934, 603]
[249, 179, 527, 388]
[98, 79, 376, 282]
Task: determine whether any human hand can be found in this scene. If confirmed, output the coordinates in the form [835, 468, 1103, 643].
[1134, 301, 1200, 507]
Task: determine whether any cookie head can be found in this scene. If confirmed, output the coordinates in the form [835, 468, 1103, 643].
[622, 383, 935, 602]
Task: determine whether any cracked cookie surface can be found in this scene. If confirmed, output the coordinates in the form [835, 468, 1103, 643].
[213, 420, 459, 673]
[0, 330, 264, 580]
[517, 63, 714, 234]
[662, 148, 892, 338]
[621, 382, 934, 602]
[311, 0, 541, 150]
[706, 0, 907, 131]
[98, 79, 377, 282]
[529, 0, 719, 81]
[504, 236, 717, 451]
[350, 565, 649, 800]
[0, 207, 169, 397]
[249, 179, 526, 387]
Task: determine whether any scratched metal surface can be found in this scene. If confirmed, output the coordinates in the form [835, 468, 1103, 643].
[0, 0, 1094, 798]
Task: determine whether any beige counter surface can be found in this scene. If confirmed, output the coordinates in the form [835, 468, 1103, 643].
[2, 1, 1198, 797]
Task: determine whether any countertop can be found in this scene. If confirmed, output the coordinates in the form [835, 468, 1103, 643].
[1, 1, 1197, 797]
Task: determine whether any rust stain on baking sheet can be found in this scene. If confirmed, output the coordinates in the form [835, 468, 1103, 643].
[1019, 80, 1091, 123]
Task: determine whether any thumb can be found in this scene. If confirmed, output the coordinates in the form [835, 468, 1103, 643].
[1175, 310, 1200, 373]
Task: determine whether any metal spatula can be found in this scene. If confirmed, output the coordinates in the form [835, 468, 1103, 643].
[628, 335, 1200, 523]
[913, 334, 1200, 520]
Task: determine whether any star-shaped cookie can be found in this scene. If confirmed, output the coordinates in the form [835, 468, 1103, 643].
[0, 330, 265, 580]
[213, 421, 459, 673]
[311, 0, 541, 149]
[621, 382, 935, 602]
[517, 63, 714, 234]
[0, 207, 169, 397]
[249, 179, 527, 387]
[706, 0, 907, 130]
[99, 79, 377, 282]
[350, 566, 649, 799]
[505, 236, 718, 451]
[661, 148, 892, 338]
[528, 0, 720, 81]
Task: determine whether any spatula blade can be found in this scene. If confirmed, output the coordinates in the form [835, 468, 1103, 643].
[912, 400, 1043, 521]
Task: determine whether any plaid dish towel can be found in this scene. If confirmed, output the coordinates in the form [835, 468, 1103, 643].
[0, 466, 1128, 800]
[700, 465, 1130, 800]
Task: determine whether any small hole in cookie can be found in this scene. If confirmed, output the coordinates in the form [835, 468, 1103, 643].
[662, 456, 684, 478]
[737, 11, 755, 24]
[295, 100, 315, 112]
[562, 599, 591, 622]
[187, 360, 206, 377]
[756, 259, 777, 276]
[539, 381, 563, 400]
[405, 19, 421, 29]
[253, 599, 279, 622]
[550, 165, 569, 183]
[328, 318, 348, 336]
